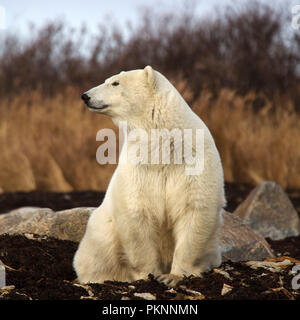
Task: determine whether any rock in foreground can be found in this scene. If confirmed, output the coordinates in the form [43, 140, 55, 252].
[0, 207, 95, 242]
[220, 211, 274, 262]
[234, 181, 300, 240]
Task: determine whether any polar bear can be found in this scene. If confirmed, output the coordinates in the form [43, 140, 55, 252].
[74, 66, 226, 286]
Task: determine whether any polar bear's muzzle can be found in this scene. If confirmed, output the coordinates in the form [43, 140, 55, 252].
[81, 93, 109, 111]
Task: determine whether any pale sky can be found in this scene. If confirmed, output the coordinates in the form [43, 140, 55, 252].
[0, 0, 218, 36]
[0, 0, 298, 37]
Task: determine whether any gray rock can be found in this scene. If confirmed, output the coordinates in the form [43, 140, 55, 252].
[0, 207, 96, 242]
[220, 210, 274, 262]
[234, 181, 300, 240]
[0, 208, 55, 236]
[49, 208, 95, 242]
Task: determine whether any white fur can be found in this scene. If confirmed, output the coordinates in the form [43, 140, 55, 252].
[73, 66, 226, 283]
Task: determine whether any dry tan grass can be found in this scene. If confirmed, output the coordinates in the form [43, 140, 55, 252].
[0, 88, 117, 192]
[187, 88, 300, 189]
[0, 84, 299, 192]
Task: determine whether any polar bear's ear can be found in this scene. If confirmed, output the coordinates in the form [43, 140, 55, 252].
[144, 65, 156, 89]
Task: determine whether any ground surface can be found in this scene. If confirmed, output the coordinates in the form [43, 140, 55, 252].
[0, 182, 300, 300]
[0, 233, 299, 300]
[0, 182, 299, 216]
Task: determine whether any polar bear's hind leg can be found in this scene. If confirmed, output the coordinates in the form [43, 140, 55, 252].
[73, 208, 133, 283]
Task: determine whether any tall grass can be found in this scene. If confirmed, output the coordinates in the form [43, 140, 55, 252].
[0, 88, 116, 192]
[0, 84, 299, 192]
[189, 88, 300, 188]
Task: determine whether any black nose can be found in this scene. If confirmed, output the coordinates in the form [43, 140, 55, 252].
[81, 93, 90, 102]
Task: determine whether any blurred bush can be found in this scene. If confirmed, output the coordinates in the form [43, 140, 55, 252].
[0, 1, 299, 109]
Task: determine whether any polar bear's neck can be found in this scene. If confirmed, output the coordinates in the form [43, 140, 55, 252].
[148, 71, 203, 132]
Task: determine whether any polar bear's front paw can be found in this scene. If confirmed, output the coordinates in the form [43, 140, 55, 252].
[154, 274, 182, 287]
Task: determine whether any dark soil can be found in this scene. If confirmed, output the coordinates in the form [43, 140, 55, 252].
[0, 234, 299, 300]
[0, 191, 105, 214]
[267, 236, 300, 260]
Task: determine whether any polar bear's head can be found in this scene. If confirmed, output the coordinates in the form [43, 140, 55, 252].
[81, 66, 157, 126]
[81, 66, 189, 129]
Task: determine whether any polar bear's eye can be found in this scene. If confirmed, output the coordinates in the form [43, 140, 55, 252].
[112, 81, 120, 86]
